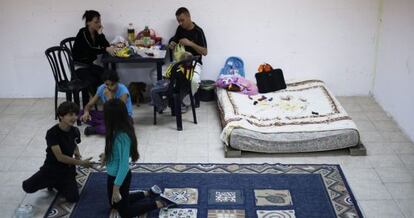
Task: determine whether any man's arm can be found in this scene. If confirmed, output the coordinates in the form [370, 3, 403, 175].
[50, 145, 92, 167]
[179, 38, 207, 56]
[74, 145, 81, 160]
[190, 40, 208, 56]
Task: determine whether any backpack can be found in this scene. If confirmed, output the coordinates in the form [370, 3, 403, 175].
[219, 56, 245, 77]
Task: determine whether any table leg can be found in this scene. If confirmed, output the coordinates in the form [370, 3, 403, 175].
[156, 61, 162, 80]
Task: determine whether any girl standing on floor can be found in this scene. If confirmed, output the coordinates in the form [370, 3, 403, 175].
[102, 99, 175, 218]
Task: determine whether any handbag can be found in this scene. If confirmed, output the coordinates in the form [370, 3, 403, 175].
[255, 68, 286, 93]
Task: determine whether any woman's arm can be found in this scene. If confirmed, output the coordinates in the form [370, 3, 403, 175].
[113, 133, 131, 186]
[119, 93, 129, 104]
[81, 94, 100, 122]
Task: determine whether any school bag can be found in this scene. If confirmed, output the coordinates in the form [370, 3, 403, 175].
[219, 56, 245, 78]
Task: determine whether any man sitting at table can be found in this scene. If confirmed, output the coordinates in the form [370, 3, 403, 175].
[80, 70, 133, 136]
[168, 7, 208, 107]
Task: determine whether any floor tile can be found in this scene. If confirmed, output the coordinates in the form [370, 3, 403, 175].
[360, 131, 384, 143]
[399, 154, 414, 169]
[0, 203, 18, 218]
[390, 143, 414, 154]
[20, 189, 57, 218]
[358, 200, 405, 218]
[341, 168, 382, 184]
[348, 182, 392, 200]
[375, 167, 414, 183]
[11, 157, 45, 172]
[382, 132, 411, 143]
[396, 199, 414, 218]
[364, 142, 395, 155]
[385, 182, 414, 200]
[0, 185, 26, 205]
[366, 111, 392, 121]
[368, 155, 405, 168]
[373, 120, 401, 132]
[354, 120, 377, 131]
[0, 157, 15, 171]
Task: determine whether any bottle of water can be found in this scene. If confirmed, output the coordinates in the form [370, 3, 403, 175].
[127, 23, 135, 44]
[14, 204, 33, 218]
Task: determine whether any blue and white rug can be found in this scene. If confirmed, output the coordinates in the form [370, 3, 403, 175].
[45, 163, 362, 218]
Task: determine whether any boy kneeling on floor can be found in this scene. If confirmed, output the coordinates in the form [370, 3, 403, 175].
[22, 101, 92, 203]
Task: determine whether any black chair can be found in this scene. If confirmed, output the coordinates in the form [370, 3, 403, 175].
[45, 46, 89, 122]
[61, 37, 97, 109]
[153, 56, 200, 131]
[167, 37, 201, 106]
[60, 37, 76, 54]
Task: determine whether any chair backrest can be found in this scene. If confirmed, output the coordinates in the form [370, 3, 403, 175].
[45, 46, 76, 84]
[169, 56, 200, 94]
[60, 37, 76, 55]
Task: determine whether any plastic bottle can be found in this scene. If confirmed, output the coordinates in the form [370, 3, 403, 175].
[143, 26, 151, 47]
[127, 23, 135, 44]
[14, 204, 33, 218]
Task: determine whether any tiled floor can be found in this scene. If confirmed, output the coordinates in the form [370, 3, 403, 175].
[0, 96, 413, 218]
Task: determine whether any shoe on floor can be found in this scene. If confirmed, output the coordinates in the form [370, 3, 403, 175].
[158, 193, 178, 209]
[84, 126, 97, 136]
[129, 189, 146, 195]
[149, 185, 162, 197]
[128, 185, 161, 198]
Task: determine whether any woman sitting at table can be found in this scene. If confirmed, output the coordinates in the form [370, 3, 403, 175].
[72, 10, 117, 103]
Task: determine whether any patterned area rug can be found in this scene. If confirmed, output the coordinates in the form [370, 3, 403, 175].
[45, 163, 362, 218]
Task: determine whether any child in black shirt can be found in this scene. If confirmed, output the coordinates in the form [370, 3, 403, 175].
[22, 102, 92, 202]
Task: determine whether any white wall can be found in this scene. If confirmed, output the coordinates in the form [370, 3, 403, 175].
[373, 0, 414, 142]
[0, 0, 380, 98]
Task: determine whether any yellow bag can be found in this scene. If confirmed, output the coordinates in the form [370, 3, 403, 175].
[115, 47, 132, 58]
[173, 44, 186, 61]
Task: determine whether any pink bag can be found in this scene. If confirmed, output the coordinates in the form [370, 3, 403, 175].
[216, 75, 258, 96]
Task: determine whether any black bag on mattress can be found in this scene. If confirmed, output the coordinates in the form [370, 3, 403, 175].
[255, 68, 286, 93]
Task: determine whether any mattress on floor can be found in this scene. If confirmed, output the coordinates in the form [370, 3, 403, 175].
[229, 128, 359, 153]
[217, 79, 360, 153]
